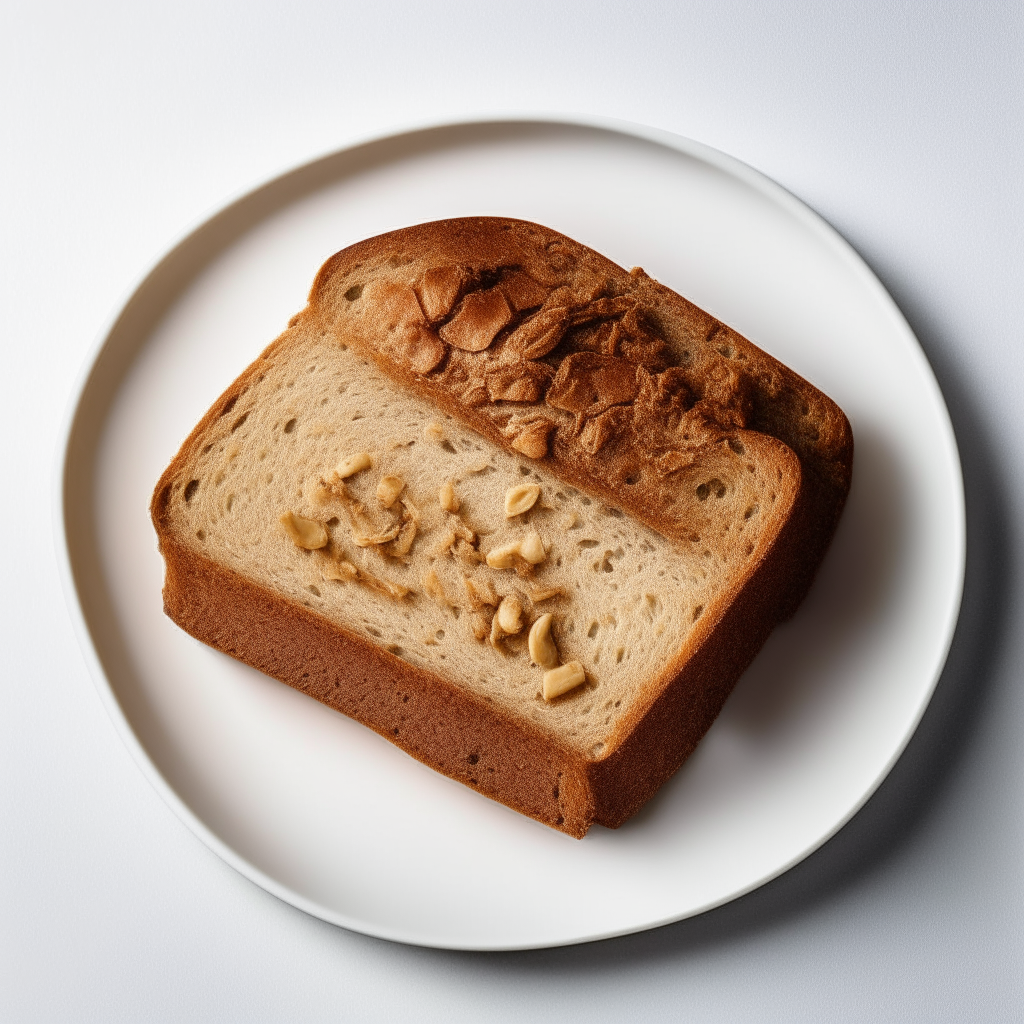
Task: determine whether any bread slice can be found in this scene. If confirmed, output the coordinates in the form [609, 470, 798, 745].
[150, 217, 852, 837]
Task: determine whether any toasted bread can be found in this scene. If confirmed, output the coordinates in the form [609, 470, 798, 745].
[151, 217, 852, 836]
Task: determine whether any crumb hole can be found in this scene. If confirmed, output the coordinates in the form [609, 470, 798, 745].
[183, 479, 199, 503]
[345, 284, 364, 301]
[283, 418, 297, 434]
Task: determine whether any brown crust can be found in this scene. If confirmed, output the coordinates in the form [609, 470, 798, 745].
[150, 217, 853, 837]
[155, 531, 595, 836]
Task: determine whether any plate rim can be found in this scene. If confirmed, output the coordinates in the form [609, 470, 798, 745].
[52, 113, 967, 950]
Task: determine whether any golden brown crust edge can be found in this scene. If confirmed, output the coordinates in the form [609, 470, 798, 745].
[154, 528, 596, 837]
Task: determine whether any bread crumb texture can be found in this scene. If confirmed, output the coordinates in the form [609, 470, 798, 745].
[165, 333, 789, 754]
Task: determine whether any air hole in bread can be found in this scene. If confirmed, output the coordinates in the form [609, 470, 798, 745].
[692, 605, 704, 621]
[344, 284, 364, 301]
[283, 418, 297, 434]
[518, 466, 531, 476]
[624, 474, 640, 485]
[467, 753, 479, 765]
[587, 622, 599, 638]
[183, 479, 199, 503]
[219, 395, 238, 418]
[744, 504, 758, 520]
[308, 585, 321, 597]
[728, 438, 745, 455]
[441, 440, 457, 453]
[696, 478, 726, 501]
[578, 539, 599, 549]
[195, 529, 205, 541]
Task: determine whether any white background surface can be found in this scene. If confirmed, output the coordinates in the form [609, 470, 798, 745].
[1, 0, 1021, 1019]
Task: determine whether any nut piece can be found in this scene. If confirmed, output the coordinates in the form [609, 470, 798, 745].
[496, 594, 523, 635]
[322, 558, 358, 581]
[385, 518, 417, 557]
[424, 421, 444, 442]
[543, 661, 586, 700]
[509, 420, 554, 459]
[470, 611, 492, 641]
[439, 480, 460, 513]
[422, 568, 453, 608]
[486, 541, 521, 570]
[528, 613, 559, 668]
[504, 483, 541, 518]
[376, 475, 405, 508]
[464, 576, 499, 610]
[519, 530, 546, 565]
[489, 611, 505, 649]
[280, 511, 329, 550]
[352, 522, 401, 548]
[333, 452, 372, 480]
[323, 558, 410, 600]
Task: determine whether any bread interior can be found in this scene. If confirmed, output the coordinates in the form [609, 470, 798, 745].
[163, 331, 786, 756]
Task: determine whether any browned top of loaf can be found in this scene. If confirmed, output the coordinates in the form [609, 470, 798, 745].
[308, 217, 852, 548]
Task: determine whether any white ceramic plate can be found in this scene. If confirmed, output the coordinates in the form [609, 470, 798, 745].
[57, 118, 964, 950]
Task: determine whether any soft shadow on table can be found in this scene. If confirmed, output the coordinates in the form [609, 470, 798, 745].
[388, 250, 1009, 971]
